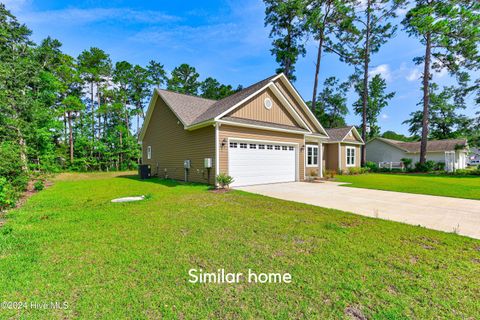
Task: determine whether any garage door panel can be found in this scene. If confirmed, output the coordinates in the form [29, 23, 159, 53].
[229, 140, 296, 187]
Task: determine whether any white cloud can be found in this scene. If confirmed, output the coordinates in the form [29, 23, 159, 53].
[2, 0, 30, 11]
[370, 64, 391, 81]
[18, 8, 180, 25]
[381, 113, 389, 120]
[406, 68, 421, 81]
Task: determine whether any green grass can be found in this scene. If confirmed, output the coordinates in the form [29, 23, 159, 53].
[336, 173, 480, 200]
[0, 172, 479, 319]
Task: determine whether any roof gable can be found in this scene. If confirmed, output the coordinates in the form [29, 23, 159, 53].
[140, 73, 331, 139]
[325, 126, 364, 143]
[227, 87, 302, 128]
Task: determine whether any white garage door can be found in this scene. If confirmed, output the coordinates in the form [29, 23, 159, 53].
[228, 140, 297, 187]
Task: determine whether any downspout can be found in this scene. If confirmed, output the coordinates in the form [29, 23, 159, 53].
[319, 141, 323, 178]
[338, 142, 341, 172]
[215, 123, 220, 186]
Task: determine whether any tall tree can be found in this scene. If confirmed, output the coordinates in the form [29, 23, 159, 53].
[147, 60, 167, 88]
[129, 65, 150, 136]
[305, 0, 355, 113]
[167, 64, 200, 95]
[0, 3, 35, 171]
[264, 0, 306, 80]
[333, 0, 404, 165]
[77, 47, 112, 146]
[402, 0, 480, 163]
[62, 95, 84, 163]
[353, 74, 395, 139]
[200, 77, 239, 100]
[403, 84, 471, 140]
[315, 77, 349, 128]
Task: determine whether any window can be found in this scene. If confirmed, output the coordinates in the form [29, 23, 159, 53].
[229, 142, 237, 148]
[259, 144, 265, 149]
[240, 143, 247, 149]
[282, 146, 287, 151]
[147, 146, 152, 160]
[346, 147, 356, 166]
[249, 144, 257, 149]
[289, 146, 294, 151]
[267, 145, 273, 150]
[275, 145, 281, 150]
[306, 145, 318, 167]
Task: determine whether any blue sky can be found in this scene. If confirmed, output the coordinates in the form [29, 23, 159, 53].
[5, 0, 478, 135]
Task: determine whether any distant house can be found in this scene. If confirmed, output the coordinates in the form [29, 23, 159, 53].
[468, 147, 480, 166]
[366, 137, 469, 171]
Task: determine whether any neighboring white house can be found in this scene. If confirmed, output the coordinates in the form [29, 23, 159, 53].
[366, 137, 469, 171]
[468, 147, 480, 166]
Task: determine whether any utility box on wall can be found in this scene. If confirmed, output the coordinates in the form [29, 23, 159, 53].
[184, 160, 191, 169]
[204, 158, 212, 168]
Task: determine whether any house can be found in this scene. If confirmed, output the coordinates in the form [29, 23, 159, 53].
[139, 73, 363, 187]
[467, 147, 480, 166]
[366, 137, 469, 171]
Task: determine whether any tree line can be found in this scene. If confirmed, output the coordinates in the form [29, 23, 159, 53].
[0, 4, 240, 207]
[264, 0, 480, 165]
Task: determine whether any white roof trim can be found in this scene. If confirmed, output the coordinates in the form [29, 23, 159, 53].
[276, 74, 329, 137]
[214, 80, 312, 133]
[139, 89, 194, 141]
[138, 89, 160, 141]
[339, 126, 364, 144]
[267, 83, 311, 133]
[217, 119, 308, 135]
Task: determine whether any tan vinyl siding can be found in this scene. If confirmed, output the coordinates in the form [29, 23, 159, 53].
[273, 79, 321, 134]
[324, 143, 339, 171]
[141, 97, 215, 184]
[228, 88, 299, 127]
[218, 124, 305, 179]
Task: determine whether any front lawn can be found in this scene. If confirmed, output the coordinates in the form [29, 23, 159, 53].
[0, 173, 479, 318]
[336, 173, 480, 200]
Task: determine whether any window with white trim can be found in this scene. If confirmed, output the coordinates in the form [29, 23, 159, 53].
[249, 144, 257, 149]
[239, 143, 247, 149]
[229, 142, 237, 148]
[259, 144, 265, 149]
[282, 146, 287, 150]
[275, 145, 280, 150]
[267, 145, 273, 150]
[147, 146, 152, 160]
[346, 146, 356, 166]
[306, 145, 318, 167]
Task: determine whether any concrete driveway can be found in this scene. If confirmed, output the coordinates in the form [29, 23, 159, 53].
[237, 182, 480, 240]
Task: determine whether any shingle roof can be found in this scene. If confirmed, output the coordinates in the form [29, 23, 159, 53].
[190, 75, 277, 125]
[156, 75, 278, 127]
[156, 89, 216, 126]
[222, 116, 309, 132]
[377, 137, 468, 153]
[325, 126, 355, 142]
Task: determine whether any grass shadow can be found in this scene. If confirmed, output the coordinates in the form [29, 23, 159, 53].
[115, 174, 212, 188]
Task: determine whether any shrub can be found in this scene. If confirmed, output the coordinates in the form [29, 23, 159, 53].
[348, 167, 361, 175]
[435, 162, 445, 171]
[324, 170, 336, 179]
[454, 169, 469, 175]
[365, 161, 378, 172]
[0, 177, 15, 210]
[415, 160, 436, 172]
[400, 158, 413, 170]
[34, 180, 45, 191]
[216, 173, 234, 189]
